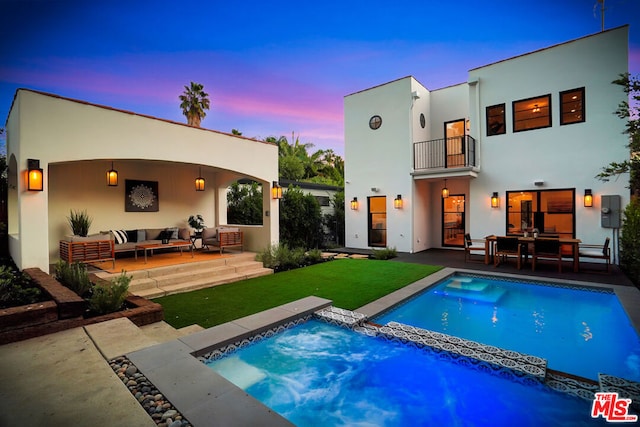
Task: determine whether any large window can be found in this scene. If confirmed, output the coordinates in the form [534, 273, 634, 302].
[560, 87, 585, 125]
[486, 103, 506, 136]
[513, 94, 551, 132]
[506, 189, 575, 238]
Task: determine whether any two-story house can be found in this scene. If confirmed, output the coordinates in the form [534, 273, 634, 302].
[344, 26, 629, 256]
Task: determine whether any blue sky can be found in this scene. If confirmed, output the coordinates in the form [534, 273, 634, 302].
[1, 0, 639, 155]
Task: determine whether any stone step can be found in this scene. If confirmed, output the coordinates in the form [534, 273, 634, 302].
[128, 261, 267, 293]
[130, 267, 273, 299]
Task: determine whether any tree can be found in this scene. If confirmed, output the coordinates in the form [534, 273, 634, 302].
[596, 73, 640, 196]
[323, 190, 345, 246]
[620, 198, 640, 285]
[227, 181, 263, 225]
[179, 82, 210, 127]
[231, 129, 242, 136]
[279, 186, 323, 249]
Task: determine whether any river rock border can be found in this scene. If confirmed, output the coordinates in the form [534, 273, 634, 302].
[109, 355, 192, 427]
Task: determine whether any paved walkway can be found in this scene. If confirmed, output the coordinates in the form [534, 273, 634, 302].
[0, 325, 156, 427]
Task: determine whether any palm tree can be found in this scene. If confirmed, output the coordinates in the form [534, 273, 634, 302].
[179, 82, 210, 127]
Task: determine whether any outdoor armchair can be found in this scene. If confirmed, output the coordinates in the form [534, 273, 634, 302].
[494, 236, 524, 269]
[464, 233, 485, 262]
[578, 237, 610, 273]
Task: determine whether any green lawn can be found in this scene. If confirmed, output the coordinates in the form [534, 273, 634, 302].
[154, 259, 442, 329]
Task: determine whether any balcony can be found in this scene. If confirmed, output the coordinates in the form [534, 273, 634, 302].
[413, 136, 479, 176]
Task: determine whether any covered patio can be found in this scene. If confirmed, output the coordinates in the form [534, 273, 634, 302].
[6, 89, 280, 272]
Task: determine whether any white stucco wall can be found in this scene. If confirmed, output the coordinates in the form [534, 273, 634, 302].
[345, 26, 630, 256]
[467, 26, 629, 245]
[344, 77, 418, 252]
[7, 90, 280, 271]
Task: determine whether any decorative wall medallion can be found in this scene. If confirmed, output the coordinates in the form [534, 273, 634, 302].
[420, 113, 426, 128]
[125, 180, 159, 212]
[369, 115, 382, 130]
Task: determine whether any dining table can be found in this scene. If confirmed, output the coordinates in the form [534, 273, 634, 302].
[484, 235, 582, 272]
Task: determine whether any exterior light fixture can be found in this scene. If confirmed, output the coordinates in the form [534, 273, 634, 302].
[27, 159, 43, 191]
[350, 197, 359, 210]
[394, 194, 403, 209]
[491, 192, 500, 208]
[441, 179, 449, 198]
[272, 181, 282, 200]
[195, 167, 205, 191]
[106, 161, 118, 186]
[584, 189, 593, 207]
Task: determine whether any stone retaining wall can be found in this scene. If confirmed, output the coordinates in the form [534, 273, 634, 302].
[0, 268, 164, 345]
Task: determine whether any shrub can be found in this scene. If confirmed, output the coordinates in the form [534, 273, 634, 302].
[0, 265, 43, 308]
[621, 197, 640, 285]
[305, 248, 324, 265]
[372, 247, 397, 260]
[55, 260, 93, 297]
[256, 244, 278, 270]
[88, 272, 131, 315]
[256, 244, 322, 272]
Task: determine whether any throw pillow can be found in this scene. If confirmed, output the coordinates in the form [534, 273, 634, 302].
[178, 228, 190, 240]
[137, 229, 146, 242]
[112, 230, 128, 245]
[166, 227, 179, 240]
[126, 230, 138, 243]
[158, 230, 171, 241]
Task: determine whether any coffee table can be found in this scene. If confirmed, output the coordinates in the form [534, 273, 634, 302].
[134, 242, 194, 263]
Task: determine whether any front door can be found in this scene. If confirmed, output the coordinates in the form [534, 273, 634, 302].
[368, 196, 387, 247]
[442, 194, 465, 247]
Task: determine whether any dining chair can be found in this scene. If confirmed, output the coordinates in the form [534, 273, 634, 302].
[578, 237, 610, 273]
[531, 238, 562, 272]
[494, 236, 523, 269]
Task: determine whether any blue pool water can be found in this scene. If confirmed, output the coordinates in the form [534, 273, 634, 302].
[207, 320, 606, 426]
[375, 275, 640, 382]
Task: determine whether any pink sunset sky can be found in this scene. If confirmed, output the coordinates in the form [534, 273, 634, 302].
[1, 0, 639, 156]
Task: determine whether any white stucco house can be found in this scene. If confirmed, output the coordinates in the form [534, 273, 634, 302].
[6, 89, 280, 272]
[344, 26, 630, 257]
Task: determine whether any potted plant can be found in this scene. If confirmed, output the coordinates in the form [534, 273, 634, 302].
[67, 209, 93, 237]
[188, 214, 205, 236]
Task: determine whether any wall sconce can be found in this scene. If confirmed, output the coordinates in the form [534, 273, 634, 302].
[195, 167, 205, 191]
[272, 181, 282, 200]
[491, 192, 500, 208]
[350, 197, 359, 210]
[106, 161, 118, 186]
[27, 159, 43, 191]
[394, 194, 403, 209]
[584, 189, 593, 207]
[441, 179, 449, 198]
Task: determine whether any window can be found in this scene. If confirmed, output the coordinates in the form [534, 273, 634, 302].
[486, 103, 506, 136]
[560, 87, 585, 125]
[513, 94, 551, 132]
[369, 115, 382, 130]
[506, 189, 575, 238]
[315, 196, 330, 207]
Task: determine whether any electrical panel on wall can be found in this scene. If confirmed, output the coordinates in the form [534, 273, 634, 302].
[601, 195, 621, 228]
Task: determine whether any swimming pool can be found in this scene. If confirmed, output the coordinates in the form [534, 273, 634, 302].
[205, 319, 606, 426]
[374, 274, 640, 382]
